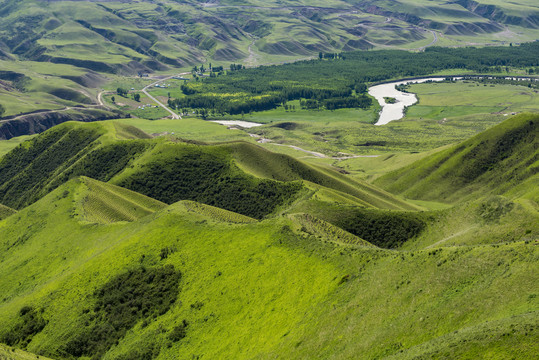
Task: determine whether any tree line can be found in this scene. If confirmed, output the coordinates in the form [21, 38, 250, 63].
[168, 41, 539, 116]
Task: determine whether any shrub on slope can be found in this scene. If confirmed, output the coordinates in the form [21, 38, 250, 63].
[292, 201, 431, 249]
[0, 122, 149, 210]
[114, 143, 303, 219]
[0, 124, 104, 209]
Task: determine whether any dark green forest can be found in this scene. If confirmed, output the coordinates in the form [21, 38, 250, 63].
[168, 42, 539, 115]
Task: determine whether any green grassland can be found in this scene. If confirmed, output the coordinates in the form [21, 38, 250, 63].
[116, 118, 253, 143]
[376, 113, 539, 204]
[0, 1, 538, 357]
[0, 175, 536, 359]
[0, 344, 52, 360]
[0, 106, 537, 359]
[0, 121, 417, 222]
[105, 92, 171, 120]
[406, 81, 539, 120]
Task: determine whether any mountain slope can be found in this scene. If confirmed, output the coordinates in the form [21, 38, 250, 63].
[375, 113, 539, 203]
[0, 121, 417, 219]
[0, 0, 537, 75]
[0, 203, 15, 220]
[220, 141, 419, 211]
[0, 177, 536, 359]
[78, 176, 167, 224]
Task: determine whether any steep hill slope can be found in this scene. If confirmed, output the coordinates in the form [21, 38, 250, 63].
[78, 176, 167, 224]
[0, 177, 536, 359]
[376, 113, 539, 203]
[0, 203, 15, 220]
[0, 121, 150, 209]
[0, 121, 416, 219]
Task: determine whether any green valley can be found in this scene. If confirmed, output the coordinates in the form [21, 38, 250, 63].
[0, 1, 538, 359]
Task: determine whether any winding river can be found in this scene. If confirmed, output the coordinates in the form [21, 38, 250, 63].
[369, 77, 462, 125]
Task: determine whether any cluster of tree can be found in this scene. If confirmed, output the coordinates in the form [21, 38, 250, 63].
[229, 63, 246, 71]
[0, 306, 47, 348]
[471, 77, 539, 89]
[180, 83, 198, 95]
[169, 42, 539, 115]
[322, 95, 372, 110]
[333, 209, 430, 249]
[168, 94, 283, 116]
[64, 266, 181, 359]
[116, 87, 129, 96]
[318, 52, 345, 60]
[0, 104, 5, 117]
[54, 141, 149, 186]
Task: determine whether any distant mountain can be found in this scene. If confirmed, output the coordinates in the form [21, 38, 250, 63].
[0, 0, 537, 73]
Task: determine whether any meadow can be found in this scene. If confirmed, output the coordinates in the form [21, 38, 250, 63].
[0, 172, 536, 359]
[406, 81, 539, 120]
[0, 107, 536, 360]
[0, 3, 538, 357]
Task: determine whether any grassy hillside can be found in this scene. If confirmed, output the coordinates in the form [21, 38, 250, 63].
[0, 177, 536, 359]
[0, 121, 418, 220]
[0, 0, 536, 74]
[78, 176, 167, 224]
[376, 113, 539, 203]
[220, 141, 418, 211]
[0, 121, 151, 209]
[0, 344, 53, 360]
[0, 203, 16, 220]
[0, 0, 536, 124]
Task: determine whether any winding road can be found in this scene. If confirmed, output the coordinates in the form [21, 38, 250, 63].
[98, 73, 192, 120]
[141, 76, 182, 120]
[418, 30, 438, 51]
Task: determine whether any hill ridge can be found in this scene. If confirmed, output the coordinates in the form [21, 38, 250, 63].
[375, 113, 539, 204]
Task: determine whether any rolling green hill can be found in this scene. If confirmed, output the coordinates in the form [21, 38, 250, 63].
[78, 176, 167, 224]
[376, 113, 539, 204]
[0, 1, 538, 358]
[220, 141, 418, 211]
[0, 121, 417, 219]
[0, 175, 536, 359]
[0, 0, 537, 74]
[0, 0, 537, 129]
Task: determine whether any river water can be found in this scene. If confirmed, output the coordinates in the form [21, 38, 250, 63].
[369, 77, 462, 125]
[210, 120, 263, 128]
